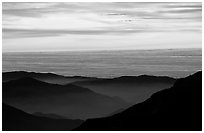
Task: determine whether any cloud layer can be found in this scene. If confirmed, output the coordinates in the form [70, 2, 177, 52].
[3, 2, 201, 38]
[2, 2, 202, 51]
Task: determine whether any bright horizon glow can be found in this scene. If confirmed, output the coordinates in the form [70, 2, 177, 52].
[2, 2, 202, 52]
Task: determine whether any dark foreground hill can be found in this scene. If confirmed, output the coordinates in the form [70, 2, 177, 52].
[75, 71, 202, 131]
[3, 77, 128, 119]
[2, 103, 83, 131]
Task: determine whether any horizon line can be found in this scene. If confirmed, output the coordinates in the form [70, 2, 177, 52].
[2, 47, 202, 53]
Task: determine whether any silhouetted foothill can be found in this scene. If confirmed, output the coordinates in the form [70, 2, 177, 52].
[2, 71, 201, 131]
[73, 74, 176, 103]
[75, 71, 202, 131]
[2, 103, 83, 131]
[3, 77, 128, 119]
[3, 71, 96, 85]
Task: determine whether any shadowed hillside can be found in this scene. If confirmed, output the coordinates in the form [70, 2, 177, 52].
[32, 112, 67, 119]
[2, 103, 83, 131]
[3, 71, 96, 85]
[73, 75, 176, 103]
[3, 71, 176, 104]
[3, 77, 128, 119]
[75, 71, 202, 131]
[3, 77, 92, 97]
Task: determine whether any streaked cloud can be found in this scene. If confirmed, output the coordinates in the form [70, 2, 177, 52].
[3, 26, 201, 39]
[2, 2, 202, 51]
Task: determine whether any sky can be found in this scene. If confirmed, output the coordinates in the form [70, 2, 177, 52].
[2, 2, 202, 52]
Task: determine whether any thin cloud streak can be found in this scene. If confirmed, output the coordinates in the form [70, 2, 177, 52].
[3, 27, 201, 39]
[2, 28, 160, 38]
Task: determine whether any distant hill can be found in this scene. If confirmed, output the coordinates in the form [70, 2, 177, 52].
[3, 71, 96, 85]
[75, 71, 202, 131]
[32, 112, 67, 119]
[3, 77, 128, 119]
[3, 71, 176, 119]
[2, 103, 83, 131]
[74, 75, 175, 84]
[3, 77, 92, 98]
[73, 75, 176, 104]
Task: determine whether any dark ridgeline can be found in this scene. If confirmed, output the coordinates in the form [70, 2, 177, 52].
[75, 71, 202, 131]
[2, 76, 129, 120]
[2, 103, 83, 131]
[3, 71, 176, 105]
[2, 71, 202, 131]
[73, 75, 176, 103]
[2, 71, 97, 85]
[3, 77, 94, 97]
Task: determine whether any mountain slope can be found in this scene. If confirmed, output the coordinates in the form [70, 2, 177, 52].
[3, 71, 96, 85]
[3, 71, 175, 104]
[32, 112, 67, 119]
[3, 77, 91, 98]
[75, 71, 202, 131]
[2, 103, 83, 131]
[73, 75, 176, 103]
[3, 77, 128, 119]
